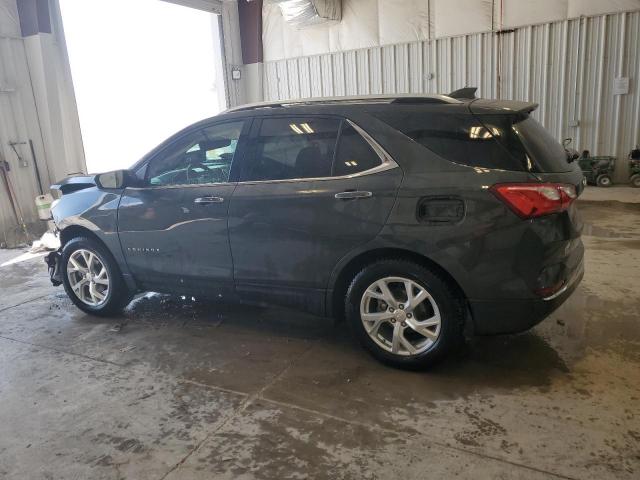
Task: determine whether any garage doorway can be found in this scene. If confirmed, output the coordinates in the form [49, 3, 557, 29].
[59, 0, 227, 173]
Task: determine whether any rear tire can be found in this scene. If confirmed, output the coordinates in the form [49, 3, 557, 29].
[61, 236, 131, 316]
[630, 174, 640, 188]
[596, 174, 612, 187]
[345, 258, 464, 369]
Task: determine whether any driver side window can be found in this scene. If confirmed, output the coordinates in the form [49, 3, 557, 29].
[147, 121, 244, 186]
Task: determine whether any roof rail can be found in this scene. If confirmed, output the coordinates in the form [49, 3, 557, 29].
[225, 94, 461, 113]
[391, 97, 450, 105]
[229, 103, 285, 113]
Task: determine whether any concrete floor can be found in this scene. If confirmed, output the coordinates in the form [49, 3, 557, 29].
[0, 188, 639, 479]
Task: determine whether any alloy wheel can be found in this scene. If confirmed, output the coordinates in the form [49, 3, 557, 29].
[66, 249, 110, 307]
[360, 276, 441, 356]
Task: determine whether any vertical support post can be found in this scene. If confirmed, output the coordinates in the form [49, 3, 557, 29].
[16, 0, 86, 180]
[236, 0, 264, 104]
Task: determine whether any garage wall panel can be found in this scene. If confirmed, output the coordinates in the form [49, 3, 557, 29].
[433, 0, 492, 38]
[379, 0, 431, 45]
[500, 0, 569, 29]
[343, 50, 356, 96]
[369, 48, 382, 95]
[331, 52, 346, 96]
[320, 54, 333, 97]
[309, 55, 323, 97]
[0, 0, 20, 37]
[330, 0, 379, 52]
[0, 37, 47, 245]
[286, 58, 300, 99]
[263, 0, 640, 61]
[567, 0, 640, 18]
[264, 10, 640, 182]
[408, 42, 423, 94]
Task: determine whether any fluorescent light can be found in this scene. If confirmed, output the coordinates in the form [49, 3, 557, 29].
[289, 123, 303, 134]
[469, 126, 482, 139]
[470, 125, 501, 139]
[300, 122, 314, 133]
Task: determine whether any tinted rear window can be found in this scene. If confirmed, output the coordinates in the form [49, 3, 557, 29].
[512, 117, 571, 172]
[377, 111, 570, 173]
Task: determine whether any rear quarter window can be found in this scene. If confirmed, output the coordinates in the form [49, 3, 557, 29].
[332, 123, 381, 176]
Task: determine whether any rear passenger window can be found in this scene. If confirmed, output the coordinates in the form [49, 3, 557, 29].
[377, 112, 530, 171]
[332, 124, 382, 176]
[243, 117, 340, 181]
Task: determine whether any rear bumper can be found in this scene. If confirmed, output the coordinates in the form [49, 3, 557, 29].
[469, 259, 584, 335]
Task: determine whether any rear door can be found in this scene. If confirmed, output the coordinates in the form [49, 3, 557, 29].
[228, 115, 402, 313]
[118, 120, 249, 294]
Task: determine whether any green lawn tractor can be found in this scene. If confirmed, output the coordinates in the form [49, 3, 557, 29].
[577, 151, 615, 187]
[630, 147, 640, 188]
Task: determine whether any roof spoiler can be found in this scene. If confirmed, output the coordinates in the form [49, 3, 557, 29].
[469, 99, 539, 115]
[448, 87, 477, 100]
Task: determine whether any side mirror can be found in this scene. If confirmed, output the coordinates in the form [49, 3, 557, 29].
[95, 170, 130, 189]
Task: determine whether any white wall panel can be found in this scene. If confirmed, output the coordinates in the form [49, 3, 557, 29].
[567, 0, 640, 18]
[0, 37, 48, 245]
[330, 0, 379, 52]
[500, 0, 569, 28]
[264, 0, 640, 61]
[0, 0, 20, 37]
[379, 0, 431, 44]
[433, 0, 492, 37]
[1, 0, 87, 246]
[264, 10, 640, 183]
[263, 3, 287, 62]
[309, 55, 323, 97]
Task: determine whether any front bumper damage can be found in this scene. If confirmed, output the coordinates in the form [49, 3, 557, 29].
[45, 250, 62, 286]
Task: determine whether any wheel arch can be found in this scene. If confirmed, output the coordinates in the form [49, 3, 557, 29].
[328, 247, 469, 321]
[58, 224, 138, 292]
[60, 225, 105, 248]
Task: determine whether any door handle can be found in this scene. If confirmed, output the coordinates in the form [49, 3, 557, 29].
[194, 196, 224, 204]
[335, 190, 373, 200]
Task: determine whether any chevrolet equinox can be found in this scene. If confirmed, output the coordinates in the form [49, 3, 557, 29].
[46, 91, 585, 368]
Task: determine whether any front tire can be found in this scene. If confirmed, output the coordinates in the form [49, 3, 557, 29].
[61, 236, 131, 316]
[630, 174, 640, 188]
[345, 259, 464, 369]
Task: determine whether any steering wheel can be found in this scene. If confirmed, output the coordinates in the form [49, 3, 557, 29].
[186, 162, 208, 184]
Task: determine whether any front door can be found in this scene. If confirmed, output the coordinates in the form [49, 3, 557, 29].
[228, 116, 402, 313]
[118, 120, 249, 295]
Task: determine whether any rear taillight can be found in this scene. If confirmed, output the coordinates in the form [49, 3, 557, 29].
[490, 183, 577, 219]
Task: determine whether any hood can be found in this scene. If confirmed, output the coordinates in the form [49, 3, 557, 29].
[50, 174, 96, 195]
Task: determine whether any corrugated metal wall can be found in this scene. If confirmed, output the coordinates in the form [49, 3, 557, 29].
[1, 0, 86, 248]
[0, 34, 49, 247]
[264, 10, 640, 181]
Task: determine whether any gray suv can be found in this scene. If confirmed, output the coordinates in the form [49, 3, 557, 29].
[46, 93, 584, 368]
